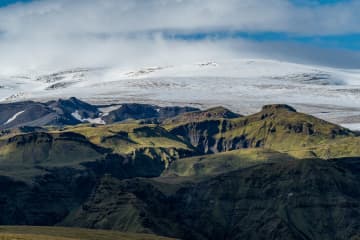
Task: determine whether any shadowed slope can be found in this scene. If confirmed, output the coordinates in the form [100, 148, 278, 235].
[62, 158, 360, 240]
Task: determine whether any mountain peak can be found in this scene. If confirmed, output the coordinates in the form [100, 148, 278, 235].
[261, 104, 297, 113]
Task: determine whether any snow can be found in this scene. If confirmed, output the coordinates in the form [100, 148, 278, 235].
[4, 110, 25, 125]
[1, 58, 360, 129]
[85, 118, 106, 125]
[71, 110, 105, 125]
[98, 105, 122, 117]
[71, 110, 82, 120]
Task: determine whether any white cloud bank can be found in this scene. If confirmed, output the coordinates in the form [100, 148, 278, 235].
[0, 0, 360, 74]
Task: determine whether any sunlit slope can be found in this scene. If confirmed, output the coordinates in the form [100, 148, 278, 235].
[60, 123, 196, 167]
[0, 123, 195, 166]
[164, 148, 295, 177]
[0, 123, 197, 182]
[166, 104, 360, 159]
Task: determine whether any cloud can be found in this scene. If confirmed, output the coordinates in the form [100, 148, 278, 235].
[0, 0, 359, 74]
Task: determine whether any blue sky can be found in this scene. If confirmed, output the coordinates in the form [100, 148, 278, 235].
[167, 0, 360, 52]
[0, 0, 349, 7]
[0, 0, 360, 71]
[1, 0, 358, 51]
[291, 0, 350, 5]
[165, 31, 360, 51]
[0, 0, 30, 7]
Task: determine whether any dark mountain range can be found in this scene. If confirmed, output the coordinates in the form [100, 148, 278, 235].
[0, 98, 199, 130]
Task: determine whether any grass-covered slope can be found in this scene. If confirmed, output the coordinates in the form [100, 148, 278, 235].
[0, 122, 196, 177]
[0, 131, 106, 166]
[166, 104, 360, 159]
[163, 148, 295, 177]
[58, 123, 196, 168]
[0, 226, 176, 240]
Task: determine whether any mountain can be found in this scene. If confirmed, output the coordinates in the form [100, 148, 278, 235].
[0, 101, 360, 239]
[0, 98, 200, 130]
[47, 97, 101, 120]
[166, 104, 360, 159]
[0, 98, 98, 130]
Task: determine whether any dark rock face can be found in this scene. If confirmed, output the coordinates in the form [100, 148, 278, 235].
[47, 97, 101, 120]
[170, 159, 360, 240]
[0, 98, 94, 130]
[60, 159, 360, 240]
[170, 119, 266, 154]
[171, 120, 222, 154]
[0, 169, 96, 226]
[0, 101, 54, 129]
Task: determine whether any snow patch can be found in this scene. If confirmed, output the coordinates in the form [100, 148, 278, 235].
[98, 105, 122, 117]
[85, 117, 106, 125]
[71, 111, 83, 121]
[4, 110, 25, 125]
[71, 110, 105, 124]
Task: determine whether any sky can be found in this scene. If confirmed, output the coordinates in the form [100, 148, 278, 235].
[0, 0, 360, 74]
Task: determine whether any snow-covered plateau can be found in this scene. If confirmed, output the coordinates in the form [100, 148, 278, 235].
[1, 59, 360, 130]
